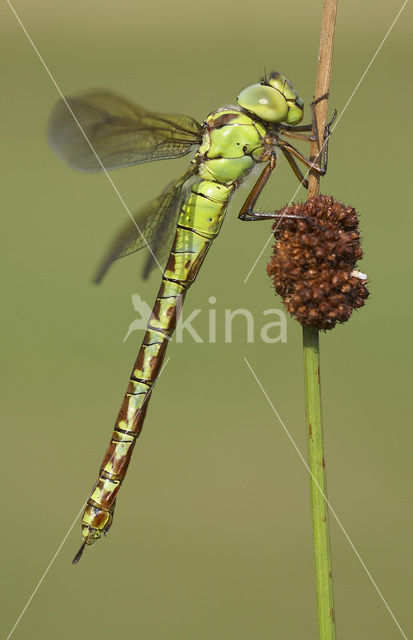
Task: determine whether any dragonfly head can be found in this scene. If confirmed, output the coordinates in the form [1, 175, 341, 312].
[237, 71, 304, 125]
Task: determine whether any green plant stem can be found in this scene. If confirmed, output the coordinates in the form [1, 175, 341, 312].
[303, 0, 338, 636]
[303, 326, 336, 639]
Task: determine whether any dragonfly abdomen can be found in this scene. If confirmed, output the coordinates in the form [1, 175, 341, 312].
[79, 182, 233, 550]
[77, 108, 271, 558]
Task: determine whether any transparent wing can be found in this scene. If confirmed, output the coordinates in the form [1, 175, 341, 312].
[94, 168, 195, 283]
[140, 198, 186, 279]
[48, 91, 203, 171]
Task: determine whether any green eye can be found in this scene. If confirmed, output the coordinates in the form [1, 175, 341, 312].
[237, 84, 288, 122]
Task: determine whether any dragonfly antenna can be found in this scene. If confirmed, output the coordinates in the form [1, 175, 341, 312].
[262, 67, 268, 84]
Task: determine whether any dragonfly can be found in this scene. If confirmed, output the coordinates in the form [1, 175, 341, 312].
[48, 71, 332, 563]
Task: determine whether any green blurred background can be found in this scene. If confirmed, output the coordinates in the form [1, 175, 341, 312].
[2, 1, 412, 638]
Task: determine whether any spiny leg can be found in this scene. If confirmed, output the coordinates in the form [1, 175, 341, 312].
[238, 155, 277, 221]
[239, 211, 307, 222]
[278, 110, 336, 177]
[237, 94, 336, 226]
[279, 91, 337, 172]
[277, 139, 327, 176]
[279, 129, 314, 143]
[237, 155, 306, 222]
[318, 108, 337, 176]
[308, 91, 330, 146]
[275, 134, 333, 180]
[279, 121, 336, 182]
[279, 93, 331, 140]
[280, 123, 313, 133]
[279, 93, 331, 131]
[280, 147, 309, 189]
[308, 93, 337, 172]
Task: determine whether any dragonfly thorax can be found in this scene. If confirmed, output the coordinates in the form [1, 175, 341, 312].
[196, 108, 274, 186]
[237, 71, 304, 125]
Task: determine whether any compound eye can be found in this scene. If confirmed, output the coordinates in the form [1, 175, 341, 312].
[237, 84, 288, 122]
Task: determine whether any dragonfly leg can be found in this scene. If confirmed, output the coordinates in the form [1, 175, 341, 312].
[280, 147, 308, 189]
[239, 211, 307, 221]
[277, 139, 326, 176]
[238, 155, 277, 221]
[319, 108, 337, 175]
[238, 155, 307, 222]
[279, 94, 330, 142]
[309, 93, 337, 170]
[278, 130, 314, 143]
[237, 153, 327, 225]
[280, 123, 313, 133]
[281, 92, 336, 149]
[309, 91, 330, 143]
[239, 210, 327, 234]
[278, 99, 336, 178]
[278, 127, 337, 177]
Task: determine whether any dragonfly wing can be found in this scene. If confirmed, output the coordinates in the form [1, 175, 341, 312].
[48, 91, 203, 171]
[94, 169, 195, 283]
[140, 191, 188, 279]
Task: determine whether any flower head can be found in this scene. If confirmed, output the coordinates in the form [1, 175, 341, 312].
[267, 195, 369, 330]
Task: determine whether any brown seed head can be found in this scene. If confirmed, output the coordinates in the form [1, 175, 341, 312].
[267, 194, 369, 330]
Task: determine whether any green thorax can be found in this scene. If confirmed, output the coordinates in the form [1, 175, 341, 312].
[175, 108, 270, 243]
[196, 108, 269, 185]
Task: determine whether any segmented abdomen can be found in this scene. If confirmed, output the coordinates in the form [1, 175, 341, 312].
[79, 107, 269, 548]
[80, 179, 234, 545]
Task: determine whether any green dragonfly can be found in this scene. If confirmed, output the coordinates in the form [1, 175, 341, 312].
[48, 71, 331, 563]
